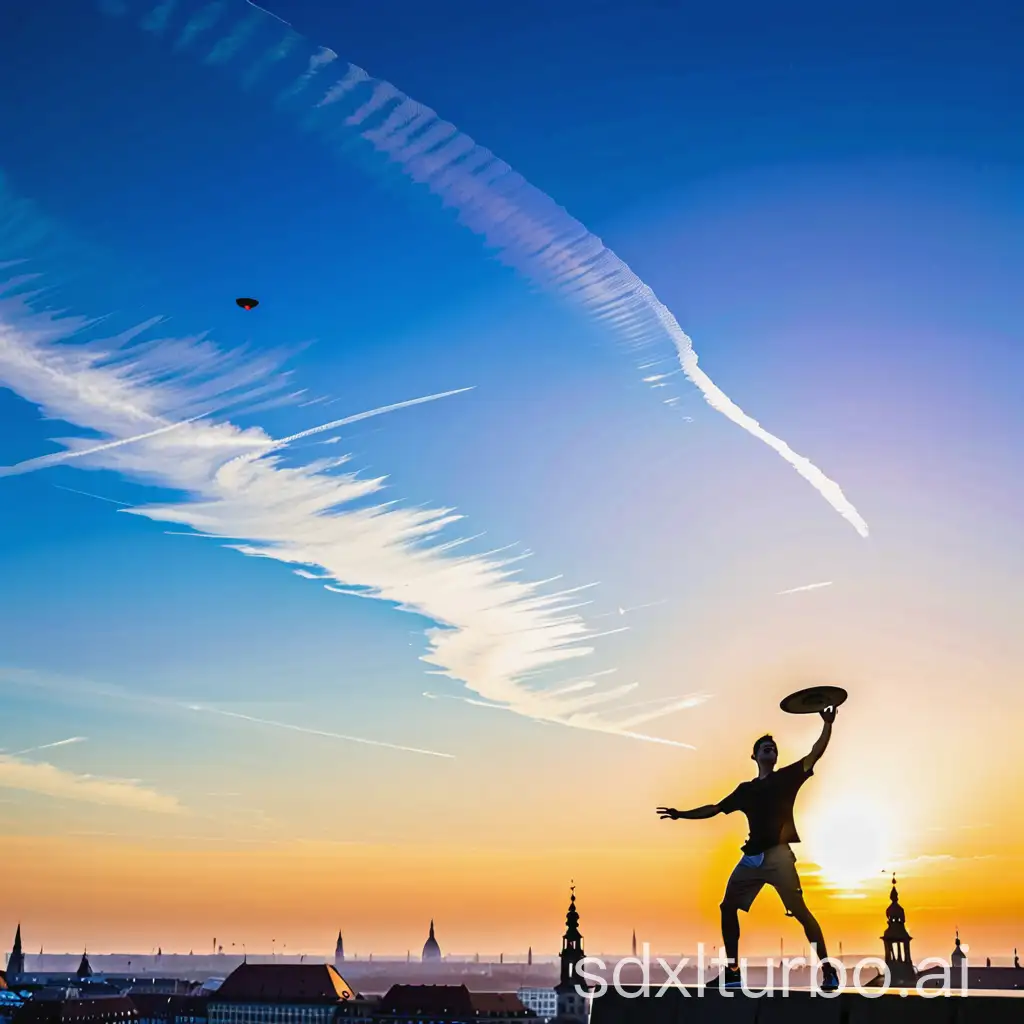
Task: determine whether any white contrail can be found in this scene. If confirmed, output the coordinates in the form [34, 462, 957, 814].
[593, 599, 669, 619]
[0, 412, 213, 477]
[244, 0, 290, 27]
[53, 484, 134, 506]
[420, 690, 698, 748]
[4, 736, 87, 756]
[778, 581, 833, 595]
[121, 0, 868, 538]
[185, 704, 455, 758]
[10, 388, 472, 480]
[271, 387, 475, 446]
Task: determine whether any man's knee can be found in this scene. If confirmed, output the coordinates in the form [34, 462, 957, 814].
[789, 900, 821, 931]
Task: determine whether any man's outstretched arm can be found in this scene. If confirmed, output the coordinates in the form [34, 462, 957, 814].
[656, 803, 721, 820]
[802, 706, 837, 771]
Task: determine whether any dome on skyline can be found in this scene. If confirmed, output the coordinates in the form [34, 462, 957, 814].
[421, 920, 441, 961]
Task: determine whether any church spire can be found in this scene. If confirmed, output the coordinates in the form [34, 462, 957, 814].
[631, 930, 637, 957]
[7, 924, 25, 976]
[334, 930, 344, 965]
[77, 950, 93, 978]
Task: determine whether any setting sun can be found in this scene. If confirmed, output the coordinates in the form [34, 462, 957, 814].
[803, 797, 895, 891]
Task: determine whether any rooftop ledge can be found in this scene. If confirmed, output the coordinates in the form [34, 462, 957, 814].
[589, 986, 1023, 1023]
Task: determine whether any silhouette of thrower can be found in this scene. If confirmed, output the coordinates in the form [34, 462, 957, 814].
[658, 685, 848, 992]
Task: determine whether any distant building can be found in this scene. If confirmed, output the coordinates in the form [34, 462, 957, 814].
[918, 932, 1024, 992]
[130, 995, 207, 1024]
[334, 936, 344, 970]
[123, 982, 196, 998]
[12, 994, 137, 1024]
[376, 986, 532, 1024]
[554, 886, 589, 1023]
[421, 924, 441, 963]
[207, 964, 368, 1024]
[516, 988, 556, 1021]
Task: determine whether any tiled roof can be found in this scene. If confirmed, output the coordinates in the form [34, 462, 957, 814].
[378, 988, 531, 1017]
[212, 964, 356, 1003]
[379, 985, 472, 1015]
[467, 994, 529, 1015]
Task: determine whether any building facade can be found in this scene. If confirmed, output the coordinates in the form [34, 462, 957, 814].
[375, 986, 533, 1024]
[515, 989, 557, 1021]
[207, 964, 367, 1024]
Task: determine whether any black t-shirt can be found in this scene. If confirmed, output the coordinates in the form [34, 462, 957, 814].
[719, 760, 813, 855]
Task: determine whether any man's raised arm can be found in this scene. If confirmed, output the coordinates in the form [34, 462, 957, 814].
[802, 706, 837, 771]
[656, 803, 721, 820]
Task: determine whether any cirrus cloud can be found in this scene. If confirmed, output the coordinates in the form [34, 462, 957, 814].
[0, 267, 701, 748]
[0, 753, 183, 814]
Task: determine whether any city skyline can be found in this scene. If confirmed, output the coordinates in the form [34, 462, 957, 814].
[1, 0, 1022, 961]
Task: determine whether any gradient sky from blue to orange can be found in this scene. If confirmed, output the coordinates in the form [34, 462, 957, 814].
[0, 0, 1022, 960]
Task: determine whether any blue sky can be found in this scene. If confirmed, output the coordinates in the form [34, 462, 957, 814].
[1, 0, 1022, 954]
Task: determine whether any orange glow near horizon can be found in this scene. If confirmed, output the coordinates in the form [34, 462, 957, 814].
[1, 829, 1020, 962]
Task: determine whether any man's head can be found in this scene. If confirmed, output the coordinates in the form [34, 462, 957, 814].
[752, 734, 778, 770]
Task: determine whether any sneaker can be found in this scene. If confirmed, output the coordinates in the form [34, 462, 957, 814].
[720, 967, 743, 990]
[820, 966, 841, 993]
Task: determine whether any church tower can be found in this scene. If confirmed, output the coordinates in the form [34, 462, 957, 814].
[334, 931, 345, 967]
[881, 875, 915, 986]
[555, 883, 589, 1023]
[7, 924, 25, 977]
[631, 930, 637, 958]
[951, 929, 967, 988]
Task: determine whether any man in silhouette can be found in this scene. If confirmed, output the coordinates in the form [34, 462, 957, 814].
[657, 707, 839, 991]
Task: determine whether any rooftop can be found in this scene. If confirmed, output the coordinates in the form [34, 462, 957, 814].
[212, 964, 358, 1004]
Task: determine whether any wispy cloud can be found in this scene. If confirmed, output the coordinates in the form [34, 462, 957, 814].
[129, 0, 867, 537]
[778, 580, 833, 595]
[902, 854, 996, 864]
[0, 275, 699, 747]
[0, 753, 183, 813]
[105, 0, 869, 537]
[185, 704, 455, 759]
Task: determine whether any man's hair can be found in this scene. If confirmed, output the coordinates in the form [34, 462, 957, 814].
[752, 734, 776, 757]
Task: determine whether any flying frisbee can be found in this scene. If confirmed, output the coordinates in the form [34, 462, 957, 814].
[780, 685, 848, 715]
[236, 297, 259, 310]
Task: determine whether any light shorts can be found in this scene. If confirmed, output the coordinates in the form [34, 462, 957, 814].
[722, 843, 806, 914]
